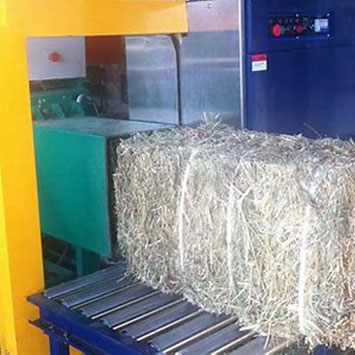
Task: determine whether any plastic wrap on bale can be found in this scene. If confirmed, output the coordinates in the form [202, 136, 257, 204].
[114, 122, 355, 349]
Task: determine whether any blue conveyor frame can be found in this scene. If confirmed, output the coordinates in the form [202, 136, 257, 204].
[29, 294, 155, 355]
[29, 285, 334, 355]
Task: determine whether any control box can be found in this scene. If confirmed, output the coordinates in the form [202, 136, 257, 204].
[269, 14, 330, 38]
[245, 0, 355, 139]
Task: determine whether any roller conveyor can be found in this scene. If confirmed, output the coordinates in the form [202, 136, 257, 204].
[82, 283, 156, 318]
[43, 265, 126, 300]
[29, 266, 293, 355]
[62, 276, 136, 309]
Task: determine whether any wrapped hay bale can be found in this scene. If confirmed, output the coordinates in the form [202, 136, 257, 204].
[114, 122, 355, 349]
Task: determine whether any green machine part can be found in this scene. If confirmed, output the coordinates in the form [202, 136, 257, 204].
[34, 118, 171, 263]
[31, 79, 97, 121]
[31, 79, 103, 282]
[34, 120, 112, 257]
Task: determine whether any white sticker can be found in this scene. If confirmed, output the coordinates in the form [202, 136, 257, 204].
[252, 54, 267, 72]
[315, 18, 329, 33]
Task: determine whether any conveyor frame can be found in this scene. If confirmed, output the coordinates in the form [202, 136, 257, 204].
[29, 294, 155, 355]
[28, 265, 254, 355]
[28, 266, 334, 355]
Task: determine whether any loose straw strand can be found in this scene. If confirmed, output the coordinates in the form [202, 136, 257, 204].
[177, 148, 199, 272]
[226, 180, 236, 297]
[298, 204, 312, 335]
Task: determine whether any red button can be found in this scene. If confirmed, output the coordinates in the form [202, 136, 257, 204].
[271, 24, 282, 37]
[295, 24, 304, 35]
[48, 52, 61, 63]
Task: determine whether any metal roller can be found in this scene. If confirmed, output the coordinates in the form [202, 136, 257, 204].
[148, 312, 230, 353]
[136, 310, 203, 343]
[113, 299, 185, 331]
[44, 266, 126, 299]
[61, 275, 135, 308]
[176, 321, 245, 355]
[211, 331, 256, 355]
[227, 337, 266, 355]
[121, 301, 200, 340]
[265, 340, 290, 355]
[101, 292, 182, 328]
[81, 283, 156, 318]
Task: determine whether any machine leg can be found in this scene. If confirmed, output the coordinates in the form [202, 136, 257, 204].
[0, 34, 48, 354]
[50, 337, 70, 355]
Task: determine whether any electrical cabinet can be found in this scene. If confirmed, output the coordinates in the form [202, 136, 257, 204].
[245, 0, 355, 138]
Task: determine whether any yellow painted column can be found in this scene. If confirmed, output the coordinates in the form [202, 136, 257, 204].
[0, 1, 186, 354]
[0, 29, 48, 355]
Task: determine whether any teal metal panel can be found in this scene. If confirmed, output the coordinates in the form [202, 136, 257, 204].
[34, 117, 172, 258]
[34, 126, 111, 256]
[35, 117, 171, 137]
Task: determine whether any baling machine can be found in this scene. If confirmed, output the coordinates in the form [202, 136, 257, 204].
[1, 0, 354, 354]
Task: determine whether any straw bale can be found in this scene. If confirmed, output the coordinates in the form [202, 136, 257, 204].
[114, 122, 355, 349]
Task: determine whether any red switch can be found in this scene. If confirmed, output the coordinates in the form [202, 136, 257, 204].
[295, 24, 304, 35]
[48, 52, 61, 63]
[271, 24, 282, 37]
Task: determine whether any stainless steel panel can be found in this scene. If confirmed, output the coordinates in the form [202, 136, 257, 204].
[180, 0, 242, 127]
[180, 30, 242, 128]
[125, 36, 179, 125]
[187, 0, 240, 32]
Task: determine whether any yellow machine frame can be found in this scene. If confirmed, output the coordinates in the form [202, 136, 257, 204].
[0, 1, 187, 354]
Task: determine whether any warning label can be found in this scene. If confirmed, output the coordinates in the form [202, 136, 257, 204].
[252, 54, 267, 72]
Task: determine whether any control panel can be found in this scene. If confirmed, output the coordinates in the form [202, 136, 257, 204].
[269, 15, 330, 39]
